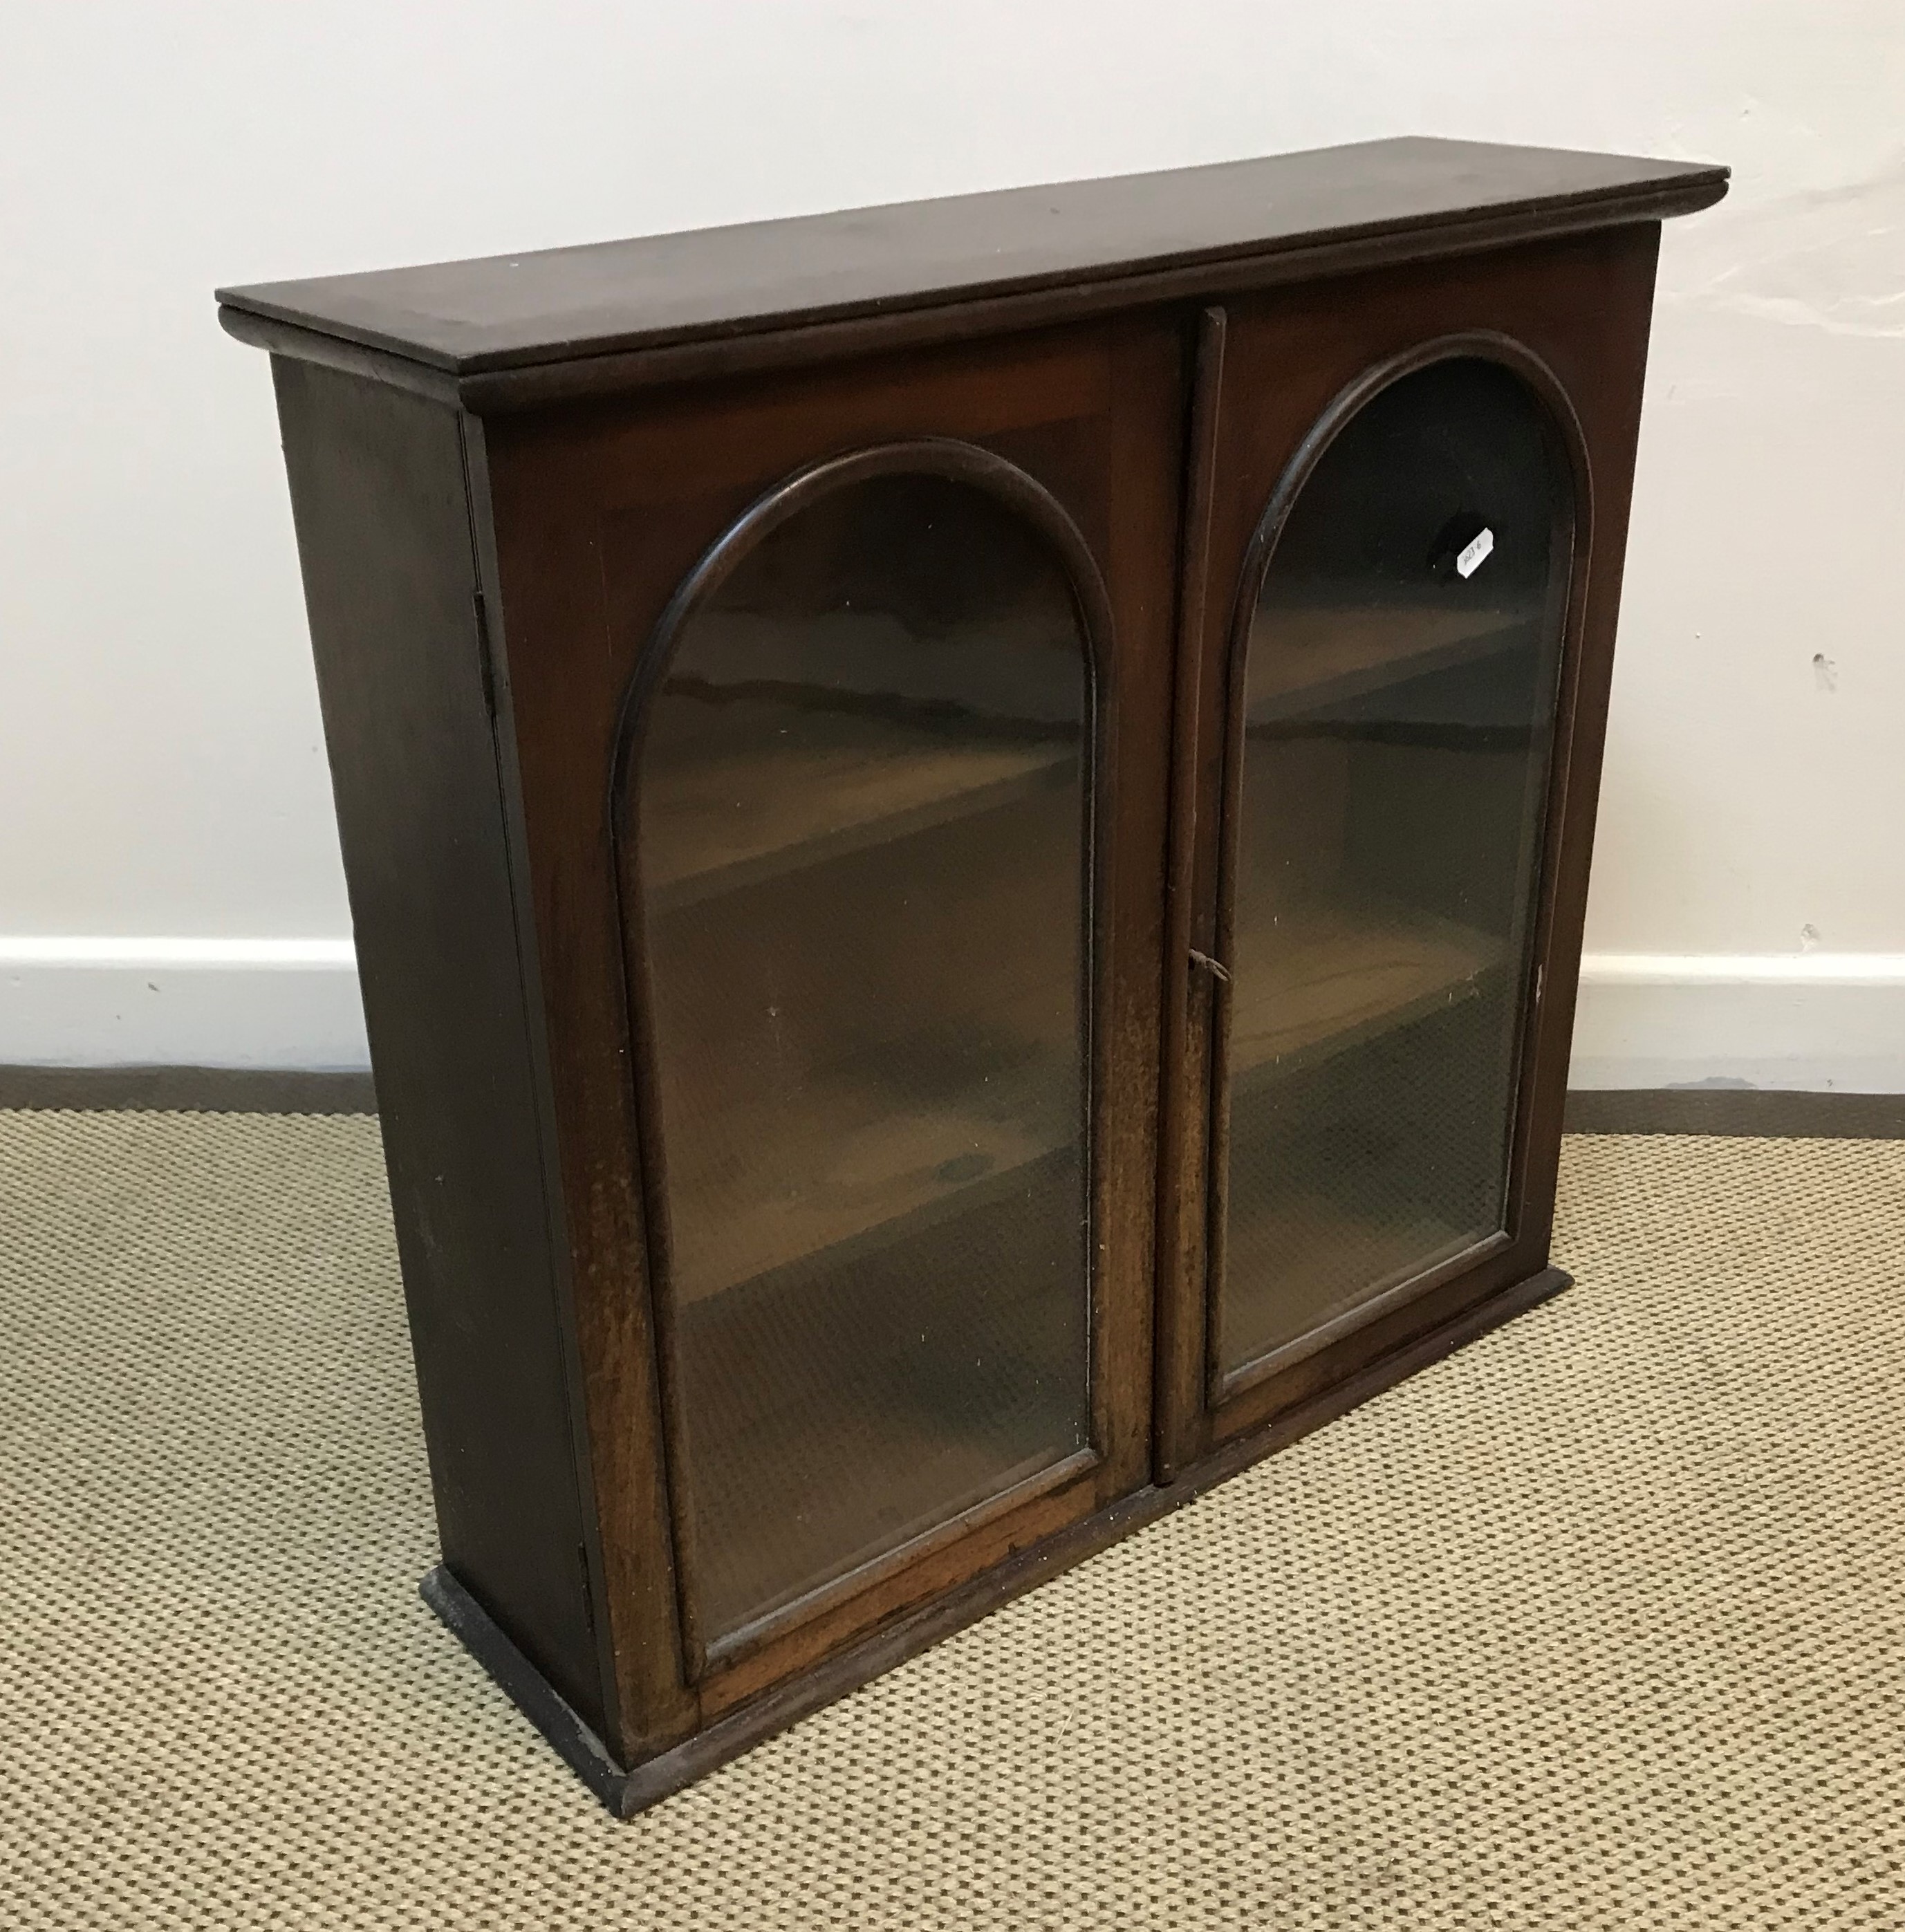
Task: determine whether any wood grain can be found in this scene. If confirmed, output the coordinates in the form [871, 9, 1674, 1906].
[218, 138, 1722, 376]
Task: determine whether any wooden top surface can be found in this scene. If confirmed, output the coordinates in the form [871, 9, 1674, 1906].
[217, 137, 1726, 375]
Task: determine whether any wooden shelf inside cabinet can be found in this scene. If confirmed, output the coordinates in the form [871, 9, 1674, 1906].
[641, 696, 1079, 911]
[666, 1041, 1079, 1303]
[1246, 606, 1528, 723]
[678, 1146, 1084, 1640]
[1224, 895, 1503, 1084]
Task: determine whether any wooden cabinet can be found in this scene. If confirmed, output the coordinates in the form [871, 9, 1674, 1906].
[220, 136, 1725, 1812]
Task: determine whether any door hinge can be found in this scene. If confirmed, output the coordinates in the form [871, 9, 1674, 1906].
[474, 591, 497, 723]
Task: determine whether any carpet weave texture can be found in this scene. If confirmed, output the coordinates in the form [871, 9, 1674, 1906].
[1, 1111, 1899, 1927]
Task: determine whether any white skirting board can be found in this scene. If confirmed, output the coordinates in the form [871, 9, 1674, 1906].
[0, 938, 370, 1072]
[3, 938, 1904, 1091]
[1565, 954, 1905, 1093]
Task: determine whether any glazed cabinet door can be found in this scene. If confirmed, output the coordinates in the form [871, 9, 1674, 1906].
[477, 319, 1180, 1750]
[1159, 231, 1662, 1471]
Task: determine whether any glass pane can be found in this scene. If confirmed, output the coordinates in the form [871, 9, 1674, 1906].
[635, 472, 1091, 1642]
[1219, 357, 1570, 1377]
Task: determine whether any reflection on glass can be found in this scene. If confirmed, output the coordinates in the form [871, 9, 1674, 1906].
[1218, 358, 1570, 1377]
[633, 472, 1091, 1642]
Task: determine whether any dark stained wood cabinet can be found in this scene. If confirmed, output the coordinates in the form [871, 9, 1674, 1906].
[219, 136, 1725, 1813]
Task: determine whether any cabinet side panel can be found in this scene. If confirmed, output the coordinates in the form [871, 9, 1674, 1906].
[269, 357, 603, 1729]
[1506, 223, 1662, 1253]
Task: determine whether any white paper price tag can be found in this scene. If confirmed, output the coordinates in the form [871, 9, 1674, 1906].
[1456, 527, 1494, 579]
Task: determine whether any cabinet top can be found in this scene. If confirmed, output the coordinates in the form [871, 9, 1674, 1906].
[218, 137, 1725, 383]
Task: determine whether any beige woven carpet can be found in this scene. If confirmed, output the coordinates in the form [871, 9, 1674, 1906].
[2, 1112, 1901, 1928]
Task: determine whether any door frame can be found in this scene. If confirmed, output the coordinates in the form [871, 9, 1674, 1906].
[1155, 229, 1663, 1476]
[480, 317, 1184, 1747]
[610, 437, 1117, 1686]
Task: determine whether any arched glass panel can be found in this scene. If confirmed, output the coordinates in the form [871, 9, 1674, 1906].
[1218, 357, 1572, 1377]
[633, 470, 1092, 1643]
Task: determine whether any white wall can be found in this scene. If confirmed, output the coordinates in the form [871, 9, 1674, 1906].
[2, 1, 1901, 1083]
